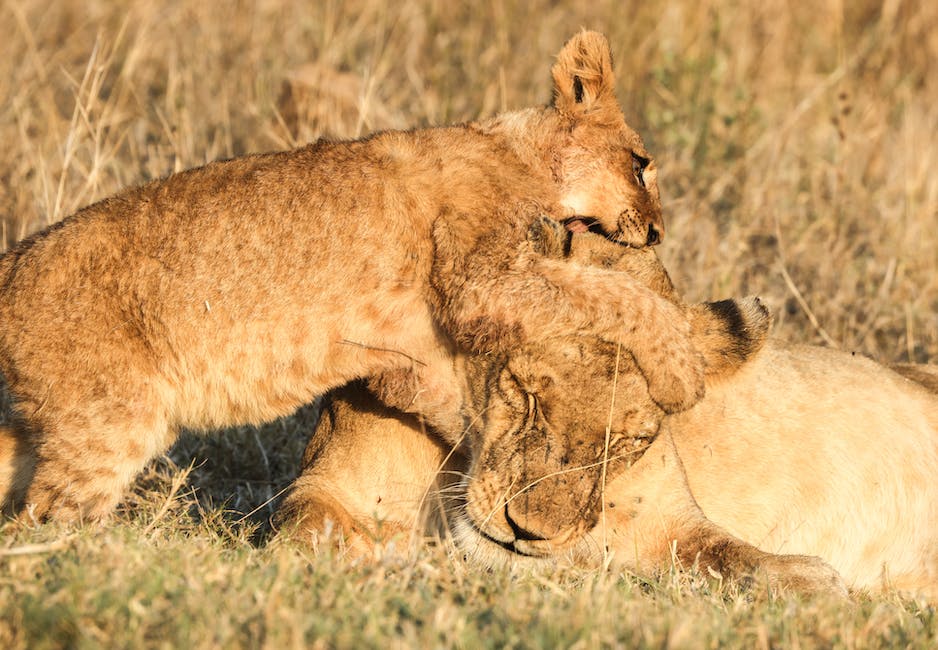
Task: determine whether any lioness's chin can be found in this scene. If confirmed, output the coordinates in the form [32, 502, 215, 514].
[451, 516, 552, 570]
[451, 516, 600, 571]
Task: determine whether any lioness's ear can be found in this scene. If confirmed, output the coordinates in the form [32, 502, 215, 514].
[689, 297, 772, 379]
[552, 30, 620, 122]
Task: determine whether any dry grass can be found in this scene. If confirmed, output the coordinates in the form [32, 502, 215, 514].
[1, 0, 937, 646]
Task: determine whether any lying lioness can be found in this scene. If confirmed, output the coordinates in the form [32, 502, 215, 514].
[0, 31, 707, 523]
[278, 232, 938, 598]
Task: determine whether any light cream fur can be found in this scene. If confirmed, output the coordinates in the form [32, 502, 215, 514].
[0, 31, 707, 522]
[664, 346, 938, 595]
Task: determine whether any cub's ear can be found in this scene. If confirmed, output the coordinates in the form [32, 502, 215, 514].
[551, 30, 620, 122]
[689, 297, 772, 379]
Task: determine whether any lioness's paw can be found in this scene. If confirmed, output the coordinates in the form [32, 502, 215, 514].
[274, 490, 379, 558]
[760, 553, 849, 598]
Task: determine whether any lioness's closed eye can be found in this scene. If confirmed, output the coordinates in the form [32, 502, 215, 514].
[0, 31, 707, 523]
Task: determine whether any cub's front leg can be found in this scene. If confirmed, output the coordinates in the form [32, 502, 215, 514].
[430, 219, 705, 413]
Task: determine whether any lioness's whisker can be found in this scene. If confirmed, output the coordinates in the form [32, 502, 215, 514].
[410, 405, 489, 534]
[436, 470, 473, 480]
[496, 449, 649, 509]
[478, 475, 530, 534]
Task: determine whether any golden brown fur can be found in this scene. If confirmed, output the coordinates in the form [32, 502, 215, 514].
[279, 233, 938, 598]
[0, 32, 707, 522]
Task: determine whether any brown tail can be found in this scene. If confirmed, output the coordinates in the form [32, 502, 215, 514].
[0, 424, 34, 517]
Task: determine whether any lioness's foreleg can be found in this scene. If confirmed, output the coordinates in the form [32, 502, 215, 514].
[275, 383, 455, 554]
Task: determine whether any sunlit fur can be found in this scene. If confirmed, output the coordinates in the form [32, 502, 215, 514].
[0, 32, 705, 522]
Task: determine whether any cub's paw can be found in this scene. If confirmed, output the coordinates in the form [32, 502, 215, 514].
[641, 345, 706, 414]
[632, 306, 706, 413]
[527, 214, 569, 259]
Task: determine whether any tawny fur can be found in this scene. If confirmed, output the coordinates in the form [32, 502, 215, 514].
[0, 31, 706, 522]
[278, 233, 938, 599]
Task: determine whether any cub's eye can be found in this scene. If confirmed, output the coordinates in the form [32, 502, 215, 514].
[631, 153, 649, 188]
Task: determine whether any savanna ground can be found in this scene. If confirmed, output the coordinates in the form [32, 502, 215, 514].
[1, 0, 937, 647]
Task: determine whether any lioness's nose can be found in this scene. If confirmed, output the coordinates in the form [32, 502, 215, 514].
[504, 504, 549, 542]
[646, 222, 662, 246]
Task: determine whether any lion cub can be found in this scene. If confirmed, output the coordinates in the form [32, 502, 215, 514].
[0, 32, 707, 522]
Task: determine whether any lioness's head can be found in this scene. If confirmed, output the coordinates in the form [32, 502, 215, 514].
[369, 230, 770, 561]
[447, 234, 770, 562]
[551, 31, 663, 248]
[456, 332, 660, 558]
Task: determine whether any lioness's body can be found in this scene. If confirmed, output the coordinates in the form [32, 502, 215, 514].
[0, 32, 706, 521]
[281, 342, 938, 597]
[668, 344, 938, 594]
